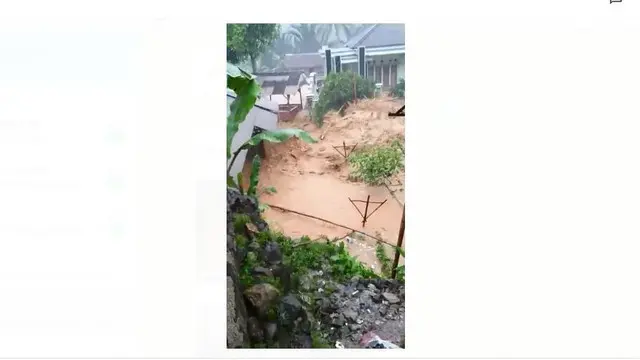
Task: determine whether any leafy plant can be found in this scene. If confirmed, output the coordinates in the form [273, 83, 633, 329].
[348, 140, 404, 185]
[311, 330, 331, 348]
[375, 243, 392, 277]
[226, 63, 317, 188]
[232, 214, 251, 234]
[247, 155, 261, 197]
[226, 63, 260, 159]
[313, 71, 375, 126]
[390, 78, 405, 98]
[395, 265, 405, 282]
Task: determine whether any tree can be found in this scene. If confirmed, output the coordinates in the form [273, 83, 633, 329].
[227, 24, 280, 73]
[321, 24, 367, 44]
[285, 24, 324, 53]
[260, 34, 296, 70]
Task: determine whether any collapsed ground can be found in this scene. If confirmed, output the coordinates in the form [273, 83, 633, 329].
[245, 96, 405, 270]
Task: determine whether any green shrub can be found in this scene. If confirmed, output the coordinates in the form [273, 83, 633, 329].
[313, 71, 375, 126]
[390, 78, 405, 98]
[348, 140, 404, 185]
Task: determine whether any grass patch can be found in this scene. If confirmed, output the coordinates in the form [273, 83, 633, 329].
[375, 243, 392, 277]
[234, 234, 248, 249]
[311, 330, 332, 348]
[348, 140, 404, 185]
[390, 78, 405, 98]
[239, 251, 259, 287]
[232, 214, 252, 234]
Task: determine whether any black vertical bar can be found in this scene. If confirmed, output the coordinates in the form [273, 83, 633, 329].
[358, 47, 366, 78]
[325, 49, 332, 75]
[391, 205, 406, 279]
[335, 56, 341, 73]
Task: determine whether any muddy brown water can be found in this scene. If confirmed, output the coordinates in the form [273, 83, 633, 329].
[242, 97, 406, 272]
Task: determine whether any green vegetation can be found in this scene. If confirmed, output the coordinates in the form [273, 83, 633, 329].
[390, 78, 405, 98]
[313, 71, 376, 126]
[262, 232, 378, 283]
[348, 140, 405, 185]
[232, 214, 252, 234]
[247, 155, 261, 197]
[311, 330, 332, 348]
[375, 243, 392, 277]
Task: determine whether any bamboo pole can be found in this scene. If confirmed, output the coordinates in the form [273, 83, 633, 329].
[391, 205, 406, 279]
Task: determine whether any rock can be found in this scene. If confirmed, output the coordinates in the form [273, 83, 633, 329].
[367, 283, 378, 291]
[227, 276, 249, 348]
[291, 334, 312, 348]
[371, 292, 382, 303]
[247, 317, 264, 343]
[317, 297, 335, 313]
[342, 309, 358, 322]
[278, 294, 304, 327]
[331, 313, 345, 327]
[349, 323, 362, 331]
[382, 292, 400, 304]
[244, 283, 280, 317]
[252, 266, 273, 277]
[379, 306, 387, 316]
[263, 242, 283, 264]
[264, 322, 277, 343]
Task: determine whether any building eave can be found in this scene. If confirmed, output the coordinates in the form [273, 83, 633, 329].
[319, 44, 405, 63]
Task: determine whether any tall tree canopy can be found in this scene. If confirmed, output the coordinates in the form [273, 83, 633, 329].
[284, 24, 326, 53]
[227, 23, 280, 73]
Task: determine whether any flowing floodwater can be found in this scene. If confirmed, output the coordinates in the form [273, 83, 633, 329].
[248, 97, 406, 270]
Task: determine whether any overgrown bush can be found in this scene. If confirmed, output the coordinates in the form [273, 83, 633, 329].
[312, 71, 375, 126]
[390, 78, 405, 98]
[348, 140, 404, 185]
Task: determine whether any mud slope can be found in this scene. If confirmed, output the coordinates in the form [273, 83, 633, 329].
[257, 97, 405, 269]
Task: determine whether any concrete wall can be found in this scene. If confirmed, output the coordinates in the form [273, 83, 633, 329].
[227, 92, 278, 178]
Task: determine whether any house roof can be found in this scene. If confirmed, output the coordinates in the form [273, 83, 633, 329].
[282, 53, 324, 69]
[254, 71, 304, 96]
[344, 23, 405, 49]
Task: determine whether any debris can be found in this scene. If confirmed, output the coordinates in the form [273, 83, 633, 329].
[360, 331, 401, 349]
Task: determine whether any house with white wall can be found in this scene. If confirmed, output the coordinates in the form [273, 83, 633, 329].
[319, 24, 405, 90]
[226, 65, 278, 179]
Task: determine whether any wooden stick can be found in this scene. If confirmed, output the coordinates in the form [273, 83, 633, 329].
[346, 142, 358, 157]
[350, 199, 385, 204]
[348, 197, 365, 218]
[391, 205, 406, 279]
[362, 195, 371, 227]
[365, 199, 387, 220]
